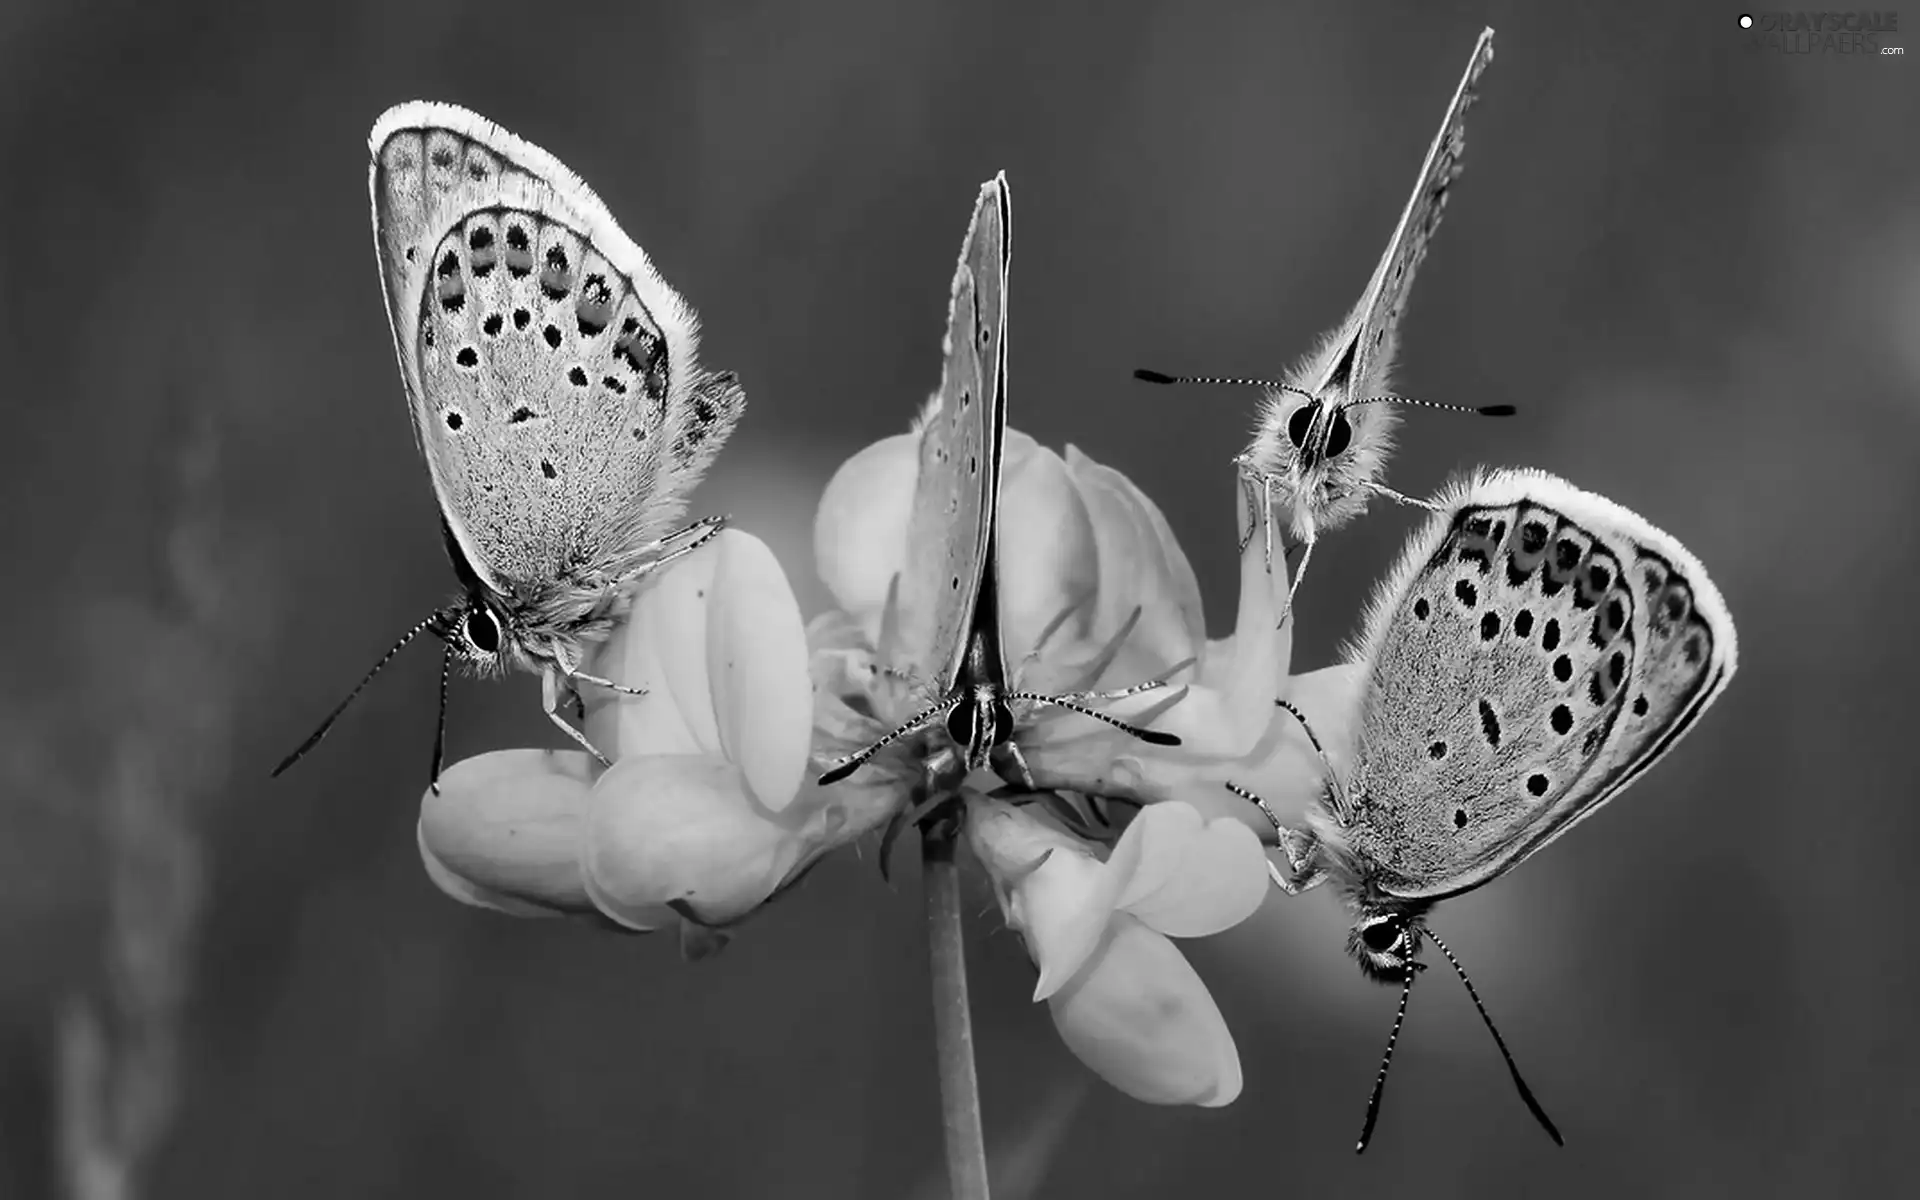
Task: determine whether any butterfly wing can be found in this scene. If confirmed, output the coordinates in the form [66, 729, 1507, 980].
[1334, 26, 1494, 404]
[1338, 467, 1734, 901]
[896, 174, 1012, 694]
[368, 102, 742, 601]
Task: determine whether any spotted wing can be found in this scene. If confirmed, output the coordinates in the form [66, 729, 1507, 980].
[1341, 467, 1649, 900]
[896, 174, 1011, 694]
[368, 102, 741, 602]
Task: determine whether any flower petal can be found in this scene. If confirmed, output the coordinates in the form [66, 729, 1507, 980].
[1105, 802, 1270, 938]
[813, 432, 919, 629]
[996, 432, 1098, 666]
[1195, 468, 1293, 750]
[1225, 661, 1369, 826]
[706, 530, 813, 811]
[579, 754, 807, 930]
[965, 798, 1120, 1002]
[583, 542, 722, 761]
[1063, 445, 1205, 675]
[1048, 915, 1243, 1107]
[418, 749, 597, 916]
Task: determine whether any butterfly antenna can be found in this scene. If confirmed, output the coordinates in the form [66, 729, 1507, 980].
[817, 696, 960, 786]
[429, 641, 453, 792]
[1134, 368, 1314, 402]
[1009, 692, 1182, 746]
[1425, 927, 1564, 1147]
[1357, 964, 1419, 1153]
[272, 611, 452, 778]
[1272, 698, 1352, 818]
[1347, 392, 1515, 417]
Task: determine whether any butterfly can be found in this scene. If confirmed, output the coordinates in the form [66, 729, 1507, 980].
[274, 102, 744, 786]
[1137, 27, 1511, 626]
[1230, 467, 1738, 1151]
[817, 174, 1181, 797]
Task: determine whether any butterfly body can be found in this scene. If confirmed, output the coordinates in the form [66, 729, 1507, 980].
[1245, 467, 1737, 1146]
[817, 176, 1179, 794]
[1142, 29, 1503, 618]
[274, 103, 741, 781]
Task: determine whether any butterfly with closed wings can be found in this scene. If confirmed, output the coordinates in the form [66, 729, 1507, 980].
[816, 174, 1183, 814]
[1138, 27, 1512, 626]
[1230, 467, 1739, 1151]
[274, 102, 745, 786]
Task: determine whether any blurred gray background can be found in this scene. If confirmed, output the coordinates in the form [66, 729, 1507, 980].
[2, 0, 1914, 1196]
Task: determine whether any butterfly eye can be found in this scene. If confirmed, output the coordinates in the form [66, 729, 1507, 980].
[1325, 409, 1354, 458]
[990, 701, 1015, 747]
[945, 703, 977, 748]
[464, 608, 500, 655]
[1360, 919, 1402, 954]
[1285, 403, 1316, 449]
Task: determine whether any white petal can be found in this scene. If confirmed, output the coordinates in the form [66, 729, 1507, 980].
[417, 749, 597, 916]
[996, 433, 1098, 666]
[579, 754, 808, 930]
[706, 530, 813, 811]
[1063, 445, 1205, 675]
[812, 433, 919, 632]
[1105, 802, 1271, 938]
[965, 798, 1120, 1002]
[1048, 915, 1243, 1107]
[1194, 470, 1292, 753]
[582, 541, 722, 760]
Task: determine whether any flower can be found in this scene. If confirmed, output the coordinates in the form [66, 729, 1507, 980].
[417, 529, 897, 950]
[966, 796, 1270, 1106]
[811, 424, 1360, 1104]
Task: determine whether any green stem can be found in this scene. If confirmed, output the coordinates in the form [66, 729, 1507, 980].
[923, 817, 991, 1200]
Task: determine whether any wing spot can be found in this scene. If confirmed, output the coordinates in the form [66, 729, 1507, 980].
[950, 575, 961, 591]
[568, 366, 588, 387]
[404, 246, 417, 264]
[1553, 654, 1573, 683]
[1594, 595, 1627, 646]
[1428, 740, 1448, 759]
[1632, 694, 1650, 716]
[543, 324, 563, 350]
[1588, 671, 1608, 706]
[1608, 650, 1626, 688]
[968, 454, 978, 476]
[443, 410, 464, 431]
[1478, 699, 1501, 748]
[509, 406, 537, 424]
[1479, 612, 1501, 640]
[1542, 618, 1561, 652]
[429, 145, 455, 168]
[1413, 597, 1430, 620]
[540, 245, 573, 300]
[504, 225, 534, 277]
[603, 375, 627, 395]
[1513, 609, 1534, 639]
[513, 308, 531, 331]
[576, 274, 612, 336]
[1683, 633, 1705, 665]
[1454, 578, 1478, 609]
[482, 312, 503, 337]
[540, 459, 557, 480]
[1453, 808, 1468, 829]
[1550, 704, 1573, 735]
[454, 346, 479, 369]
[1526, 773, 1549, 797]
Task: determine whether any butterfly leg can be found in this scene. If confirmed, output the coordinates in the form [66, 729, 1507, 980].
[1276, 533, 1314, 631]
[1224, 780, 1327, 894]
[541, 667, 613, 767]
[1362, 480, 1442, 512]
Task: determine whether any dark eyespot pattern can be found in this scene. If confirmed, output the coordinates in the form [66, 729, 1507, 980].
[1553, 655, 1573, 683]
[1478, 699, 1501, 748]
[568, 366, 588, 387]
[1428, 740, 1448, 760]
[1458, 515, 1505, 574]
[1632, 695, 1650, 716]
[444, 410, 463, 431]
[1513, 609, 1534, 639]
[513, 308, 531, 331]
[505, 225, 533, 276]
[1455, 579, 1478, 609]
[1527, 773, 1549, 797]
[468, 226, 496, 276]
[1480, 612, 1501, 640]
[543, 324, 562, 350]
[1593, 595, 1627, 646]
[540, 459, 556, 479]
[1454, 808, 1469, 829]
[509, 406, 537, 424]
[1550, 704, 1573, 735]
[1413, 597, 1431, 620]
[454, 346, 478, 369]
[482, 312, 503, 337]
[540, 245, 572, 300]
[1508, 519, 1551, 584]
[1542, 618, 1561, 652]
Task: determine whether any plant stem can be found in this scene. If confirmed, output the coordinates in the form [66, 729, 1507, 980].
[923, 817, 991, 1200]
